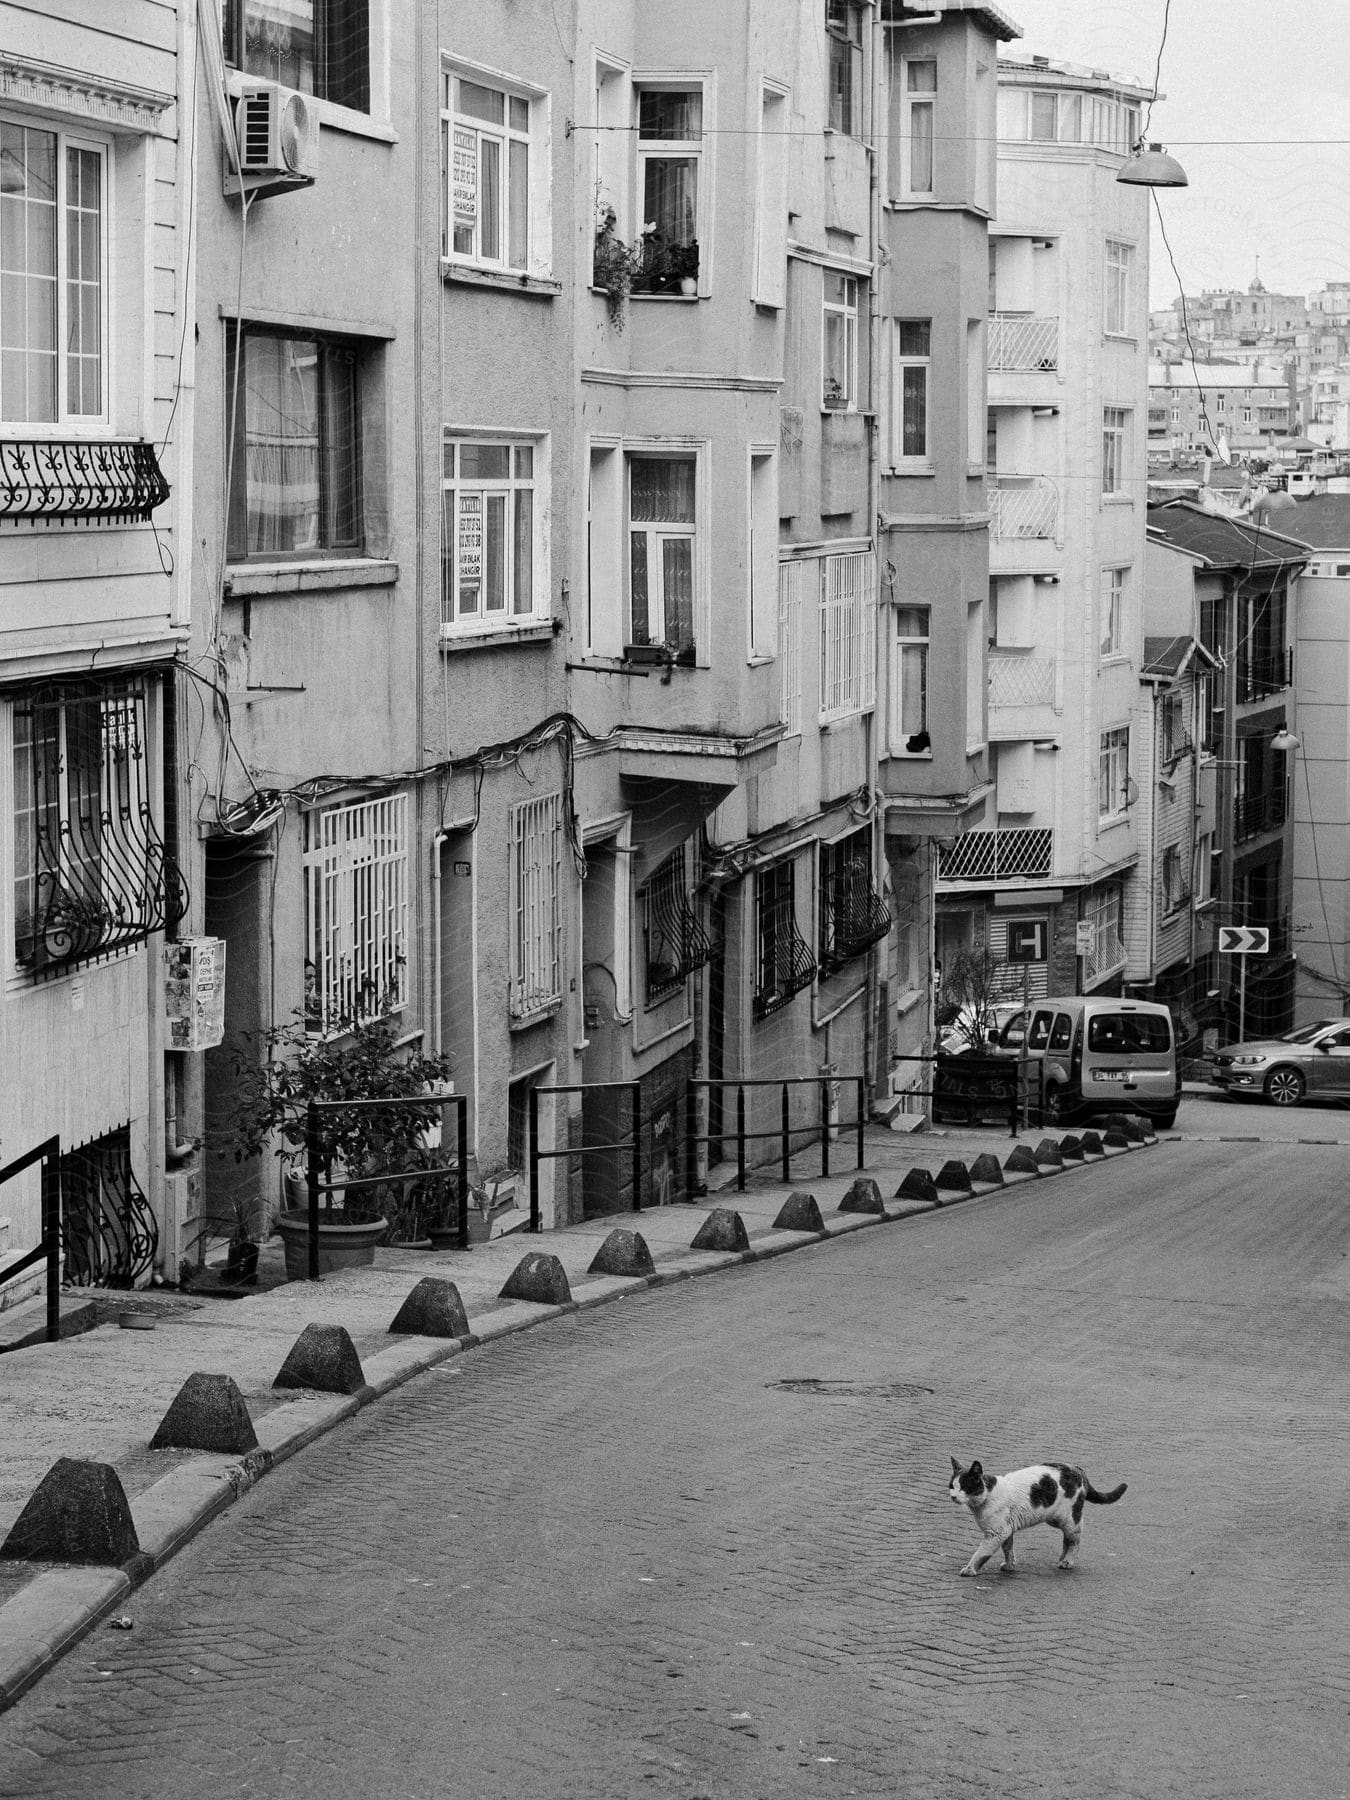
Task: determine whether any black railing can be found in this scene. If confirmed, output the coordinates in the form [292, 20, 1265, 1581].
[303, 1093, 469, 1280]
[1237, 648, 1291, 702]
[1233, 787, 1287, 842]
[0, 1136, 62, 1343]
[48, 1127, 157, 1289]
[687, 1075, 866, 1193]
[528, 1080, 641, 1234]
[895, 1053, 1048, 1136]
[0, 438, 169, 525]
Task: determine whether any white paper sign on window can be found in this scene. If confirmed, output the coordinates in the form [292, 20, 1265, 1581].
[453, 128, 477, 225]
[458, 492, 483, 586]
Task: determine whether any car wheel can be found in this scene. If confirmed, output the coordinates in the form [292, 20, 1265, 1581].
[1154, 1110, 1178, 1131]
[1264, 1066, 1306, 1107]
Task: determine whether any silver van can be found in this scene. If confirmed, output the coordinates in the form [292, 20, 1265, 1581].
[991, 996, 1180, 1130]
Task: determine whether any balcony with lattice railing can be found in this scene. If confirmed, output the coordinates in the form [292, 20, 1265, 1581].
[937, 828, 1053, 884]
[987, 313, 1059, 372]
[989, 656, 1056, 709]
[988, 476, 1058, 543]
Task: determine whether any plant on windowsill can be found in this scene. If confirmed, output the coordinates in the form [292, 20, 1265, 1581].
[593, 205, 645, 330]
[633, 235, 699, 297]
[823, 377, 850, 411]
[223, 1013, 455, 1280]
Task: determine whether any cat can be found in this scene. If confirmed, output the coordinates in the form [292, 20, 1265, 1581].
[948, 1456, 1127, 1575]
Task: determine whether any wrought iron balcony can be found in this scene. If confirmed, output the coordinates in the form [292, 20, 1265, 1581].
[988, 475, 1058, 542]
[1236, 648, 1292, 703]
[0, 438, 169, 526]
[1233, 787, 1287, 843]
[987, 313, 1059, 372]
[938, 827, 1053, 884]
[988, 655, 1056, 708]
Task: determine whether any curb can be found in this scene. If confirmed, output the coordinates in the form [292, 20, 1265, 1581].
[0, 1128, 1155, 1712]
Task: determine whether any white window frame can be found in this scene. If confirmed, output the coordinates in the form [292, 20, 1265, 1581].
[826, 0, 864, 139]
[819, 550, 876, 725]
[632, 75, 709, 298]
[224, 0, 375, 118]
[1102, 406, 1128, 497]
[443, 62, 550, 278]
[0, 118, 108, 430]
[622, 437, 710, 664]
[1105, 239, 1133, 337]
[303, 793, 409, 1037]
[510, 792, 563, 1021]
[753, 81, 789, 308]
[892, 603, 930, 755]
[440, 433, 549, 636]
[1100, 566, 1126, 659]
[890, 320, 932, 467]
[901, 57, 936, 197]
[748, 449, 778, 660]
[778, 560, 804, 737]
[822, 272, 859, 411]
[1098, 725, 1130, 822]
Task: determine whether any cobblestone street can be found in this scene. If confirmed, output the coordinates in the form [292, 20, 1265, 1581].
[1, 1135, 1347, 1800]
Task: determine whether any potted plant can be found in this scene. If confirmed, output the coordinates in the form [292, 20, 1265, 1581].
[592, 204, 643, 330]
[225, 1014, 454, 1281]
[216, 1195, 264, 1286]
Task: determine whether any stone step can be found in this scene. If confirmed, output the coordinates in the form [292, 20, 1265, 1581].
[0, 1292, 99, 1355]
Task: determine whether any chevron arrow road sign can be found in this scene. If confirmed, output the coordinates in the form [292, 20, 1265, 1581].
[1218, 926, 1270, 954]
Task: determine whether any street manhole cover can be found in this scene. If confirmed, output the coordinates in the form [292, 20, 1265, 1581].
[769, 1378, 935, 1399]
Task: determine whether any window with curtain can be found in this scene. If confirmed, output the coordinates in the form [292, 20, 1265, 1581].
[627, 454, 696, 658]
[894, 605, 930, 753]
[904, 60, 936, 194]
[224, 0, 369, 112]
[225, 326, 363, 559]
[633, 86, 702, 294]
[892, 320, 931, 464]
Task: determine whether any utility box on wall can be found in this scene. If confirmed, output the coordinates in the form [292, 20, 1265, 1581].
[165, 938, 227, 1052]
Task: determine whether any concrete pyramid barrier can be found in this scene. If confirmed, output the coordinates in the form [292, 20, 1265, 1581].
[838, 1176, 885, 1215]
[773, 1192, 826, 1233]
[0, 1458, 140, 1566]
[935, 1160, 973, 1195]
[1004, 1145, 1040, 1174]
[588, 1228, 656, 1277]
[691, 1209, 750, 1252]
[969, 1152, 1005, 1186]
[150, 1373, 258, 1453]
[895, 1168, 938, 1204]
[500, 1252, 572, 1305]
[272, 1323, 366, 1395]
[389, 1277, 470, 1338]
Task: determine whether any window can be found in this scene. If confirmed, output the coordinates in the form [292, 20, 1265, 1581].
[818, 826, 890, 974]
[1100, 567, 1125, 658]
[642, 844, 710, 1004]
[12, 677, 185, 975]
[1006, 919, 1048, 962]
[826, 1, 864, 138]
[303, 793, 409, 1034]
[633, 86, 702, 295]
[755, 858, 816, 1018]
[510, 793, 562, 1019]
[819, 550, 876, 724]
[1105, 240, 1133, 335]
[1161, 691, 1185, 760]
[225, 326, 362, 559]
[778, 560, 804, 736]
[1162, 844, 1185, 912]
[1216, 394, 1226, 414]
[441, 437, 543, 632]
[1098, 725, 1130, 820]
[891, 321, 931, 465]
[223, 0, 368, 112]
[1242, 405, 1252, 424]
[1101, 406, 1128, 496]
[823, 273, 858, 409]
[893, 605, 930, 753]
[0, 120, 105, 425]
[902, 59, 936, 194]
[443, 69, 540, 273]
[754, 84, 789, 307]
[966, 319, 985, 466]
[628, 454, 696, 658]
[748, 453, 777, 658]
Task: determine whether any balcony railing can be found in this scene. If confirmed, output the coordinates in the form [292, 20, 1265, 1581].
[988, 476, 1058, 542]
[987, 313, 1059, 372]
[1083, 921, 1126, 987]
[1237, 648, 1292, 703]
[0, 439, 170, 525]
[938, 827, 1053, 884]
[988, 656, 1056, 708]
[1234, 788, 1287, 843]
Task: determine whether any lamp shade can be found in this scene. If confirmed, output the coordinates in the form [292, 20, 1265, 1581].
[1117, 143, 1189, 188]
[1270, 729, 1300, 754]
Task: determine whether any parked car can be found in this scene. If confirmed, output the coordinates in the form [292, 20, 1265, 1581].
[1209, 1018, 1350, 1107]
[986, 996, 1181, 1129]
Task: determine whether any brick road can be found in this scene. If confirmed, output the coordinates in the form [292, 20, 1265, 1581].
[0, 1135, 1347, 1799]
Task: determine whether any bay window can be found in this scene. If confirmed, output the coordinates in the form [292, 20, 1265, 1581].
[0, 119, 106, 425]
[893, 605, 930, 753]
[441, 436, 543, 632]
[891, 321, 931, 465]
[902, 59, 936, 195]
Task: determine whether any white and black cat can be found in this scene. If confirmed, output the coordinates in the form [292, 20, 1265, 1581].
[948, 1456, 1127, 1575]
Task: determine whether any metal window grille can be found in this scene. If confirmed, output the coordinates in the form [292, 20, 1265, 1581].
[1082, 884, 1126, 984]
[303, 793, 408, 1035]
[988, 476, 1058, 540]
[987, 313, 1059, 371]
[937, 827, 1053, 883]
[754, 858, 817, 1018]
[42, 1123, 156, 1289]
[511, 792, 562, 1018]
[778, 560, 803, 736]
[643, 845, 711, 1003]
[819, 550, 875, 725]
[818, 827, 891, 973]
[11, 675, 187, 976]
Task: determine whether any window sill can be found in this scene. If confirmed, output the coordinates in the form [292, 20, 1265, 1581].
[224, 558, 398, 597]
[886, 465, 935, 477]
[442, 262, 561, 298]
[441, 620, 556, 652]
[1102, 495, 1134, 507]
[890, 748, 933, 760]
[509, 999, 562, 1032]
[589, 287, 703, 305]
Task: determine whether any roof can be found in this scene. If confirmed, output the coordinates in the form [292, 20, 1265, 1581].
[883, 1, 1021, 39]
[1141, 635, 1219, 681]
[998, 51, 1151, 97]
[1150, 362, 1289, 390]
[1276, 495, 1350, 550]
[1146, 501, 1311, 569]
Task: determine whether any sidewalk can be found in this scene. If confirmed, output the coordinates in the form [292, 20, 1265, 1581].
[0, 1113, 1156, 1710]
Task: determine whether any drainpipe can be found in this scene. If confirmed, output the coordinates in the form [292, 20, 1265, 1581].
[863, 2, 884, 1108]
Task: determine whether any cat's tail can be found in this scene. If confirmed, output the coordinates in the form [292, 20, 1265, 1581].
[1085, 1478, 1127, 1505]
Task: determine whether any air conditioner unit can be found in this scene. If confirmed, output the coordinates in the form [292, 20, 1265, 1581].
[230, 83, 318, 194]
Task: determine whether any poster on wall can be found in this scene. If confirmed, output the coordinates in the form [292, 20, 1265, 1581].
[453, 128, 477, 229]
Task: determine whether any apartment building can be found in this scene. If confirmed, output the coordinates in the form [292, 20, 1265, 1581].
[0, 4, 189, 1302]
[1149, 359, 1295, 459]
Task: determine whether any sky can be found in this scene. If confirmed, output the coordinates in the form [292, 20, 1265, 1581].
[999, 0, 1350, 309]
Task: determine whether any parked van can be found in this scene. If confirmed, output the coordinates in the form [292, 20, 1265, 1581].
[990, 997, 1180, 1130]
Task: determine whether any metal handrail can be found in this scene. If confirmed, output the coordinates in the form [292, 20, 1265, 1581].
[0, 1136, 62, 1342]
[687, 1075, 866, 1192]
[528, 1081, 641, 1234]
[303, 1094, 469, 1279]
